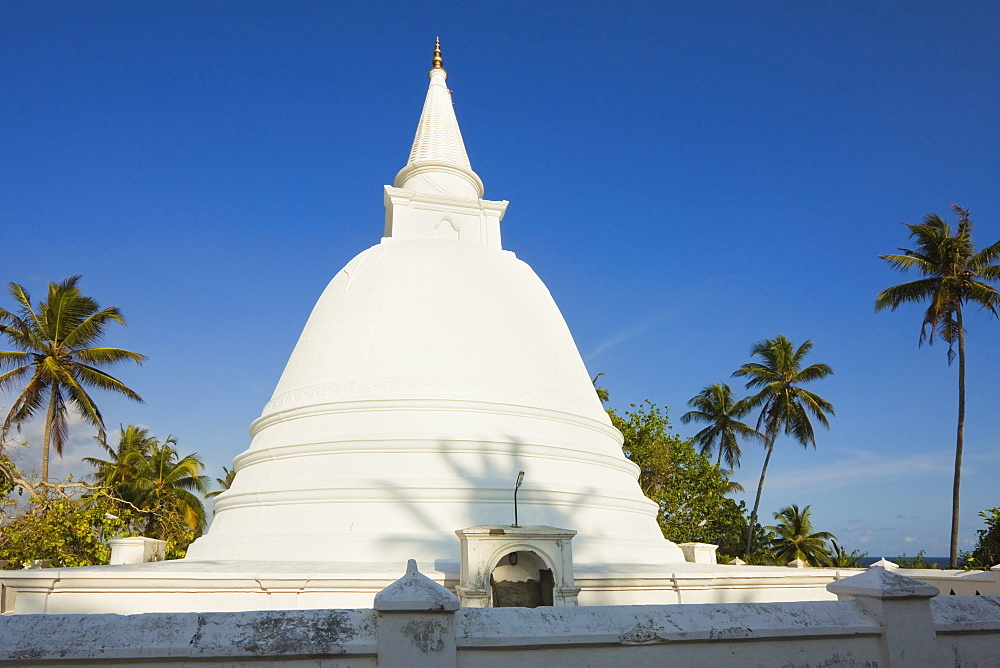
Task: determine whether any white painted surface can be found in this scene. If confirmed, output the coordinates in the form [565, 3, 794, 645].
[374, 559, 460, 612]
[2, 568, 997, 667]
[6, 556, 996, 615]
[184, 55, 685, 574]
[455, 525, 580, 607]
[109, 537, 165, 565]
[678, 542, 719, 565]
[395, 65, 482, 200]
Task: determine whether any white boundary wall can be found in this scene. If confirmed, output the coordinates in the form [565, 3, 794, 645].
[1, 567, 997, 667]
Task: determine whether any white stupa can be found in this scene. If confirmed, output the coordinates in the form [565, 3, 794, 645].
[185, 40, 683, 570]
[0, 44, 850, 614]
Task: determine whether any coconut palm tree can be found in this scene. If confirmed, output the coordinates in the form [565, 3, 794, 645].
[207, 466, 237, 499]
[680, 382, 761, 470]
[830, 540, 867, 568]
[875, 205, 1000, 568]
[733, 335, 834, 558]
[767, 504, 835, 566]
[84, 425, 163, 503]
[591, 373, 609, 403]
[0, 276, 145, 482]
[124, 440, 209, 538]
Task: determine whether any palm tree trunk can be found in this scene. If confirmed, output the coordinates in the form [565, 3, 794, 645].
[40, 385, 57, 483]
[950, 310, 966, 569]
[745, 438, 774, 558]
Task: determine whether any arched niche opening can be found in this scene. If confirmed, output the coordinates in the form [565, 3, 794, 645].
[489, 550, 553, 608]
[454, 525, 580, 608]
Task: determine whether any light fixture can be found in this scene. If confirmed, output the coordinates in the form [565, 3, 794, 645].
[513, 470, 525, 527]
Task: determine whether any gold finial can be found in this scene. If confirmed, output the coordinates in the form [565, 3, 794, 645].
[432, 36, 443, 69]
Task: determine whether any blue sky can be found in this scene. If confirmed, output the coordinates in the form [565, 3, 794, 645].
[3, 1, 998, 558]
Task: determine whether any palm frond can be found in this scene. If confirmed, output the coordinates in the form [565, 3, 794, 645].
[794, 363, 834, 383]
[962, 281, 1000, 315]
[56, 372, 106, 440]
[969, 236, 1000, 267]
[879, 252, 939, 275]
[0, 349, 31, 369]
[732, 421, 764, 441]
[6, 283, 45, 335]
[72, 364, 144, 402]
[978, 263, 1000, 281]
[680, 409, 711, 424]
[61, 307, 127, 350]
[0, 363, 32, 393]
[72, 347, 147, 366]
[875, 277, 942, 311]
[3, 374, 49, 432]
[47, 387, 70, 457]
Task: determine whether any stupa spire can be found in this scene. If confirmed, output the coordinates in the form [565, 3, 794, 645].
[394, 38, 484, 199]
[431, 36, 443, 70]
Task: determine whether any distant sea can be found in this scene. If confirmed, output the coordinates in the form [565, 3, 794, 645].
[860, 556, 952, 568]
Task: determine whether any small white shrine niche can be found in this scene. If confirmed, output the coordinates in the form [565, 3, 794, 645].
[454, 525, 581, 608]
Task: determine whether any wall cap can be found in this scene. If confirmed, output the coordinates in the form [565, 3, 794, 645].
[374, 559, 460, 612]
[827, 567, 939, 599]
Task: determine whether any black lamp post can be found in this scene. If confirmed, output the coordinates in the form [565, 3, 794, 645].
[512, 470, 525, 527]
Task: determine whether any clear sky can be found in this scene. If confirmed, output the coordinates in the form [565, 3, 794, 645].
[3, 1, 998, 558]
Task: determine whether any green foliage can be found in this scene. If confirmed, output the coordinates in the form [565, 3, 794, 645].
[592, 373, 609, 404]
[609, 401, 677, 499]
[681, 382, 761, 469]
[734, 336, 835, 449]
[894, 550, 938, 569]
[84, 424, 159, 491]
[965, 507, 1000, 570]
[118, 438, 208, 538]
[164, 528, 199, 561]
[766, 504, 835, 566]
[733, 335, 834, 557]
[741, 523, 777, 565]
[0, 276, 146, 481]
[876, 205, 1000, 567]
[0, 493, 137, 568]
[609, 401, 747, 555]
[876, 205, 1000, 354]
[0, 425, 210, 564]
[207, 466, 237, 499]
[85, 425, 209, 551]
[0, 452, 18, 500]
[0, 278, 213, 564]
[830, 540, 868, 568]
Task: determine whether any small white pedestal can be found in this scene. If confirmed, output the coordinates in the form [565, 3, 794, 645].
[109, 537, 166, 565]
[678, 542, 719, 565]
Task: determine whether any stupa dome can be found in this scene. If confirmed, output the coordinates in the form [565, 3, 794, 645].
[265, 239, 602, 418]
[184, 43, 683, 569]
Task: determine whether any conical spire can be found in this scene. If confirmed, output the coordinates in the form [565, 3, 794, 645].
[394, 39, 483, 199]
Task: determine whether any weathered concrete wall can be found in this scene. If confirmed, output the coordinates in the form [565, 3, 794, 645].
[890, 566, 1000, 596]
[1, 568, 998, 667]
[0, 609, 377, 666]
[932, 595, 1000, 667]
[456, 602, 885, 666]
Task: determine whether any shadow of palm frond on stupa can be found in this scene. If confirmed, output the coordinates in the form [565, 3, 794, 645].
[369, 430, 606, 584]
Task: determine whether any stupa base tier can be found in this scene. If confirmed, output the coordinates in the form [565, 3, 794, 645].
[185, 511, 685, 566]
[0, 559, 848, 615]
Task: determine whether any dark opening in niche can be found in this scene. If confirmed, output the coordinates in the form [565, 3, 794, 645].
[489, 550, 554, 608]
